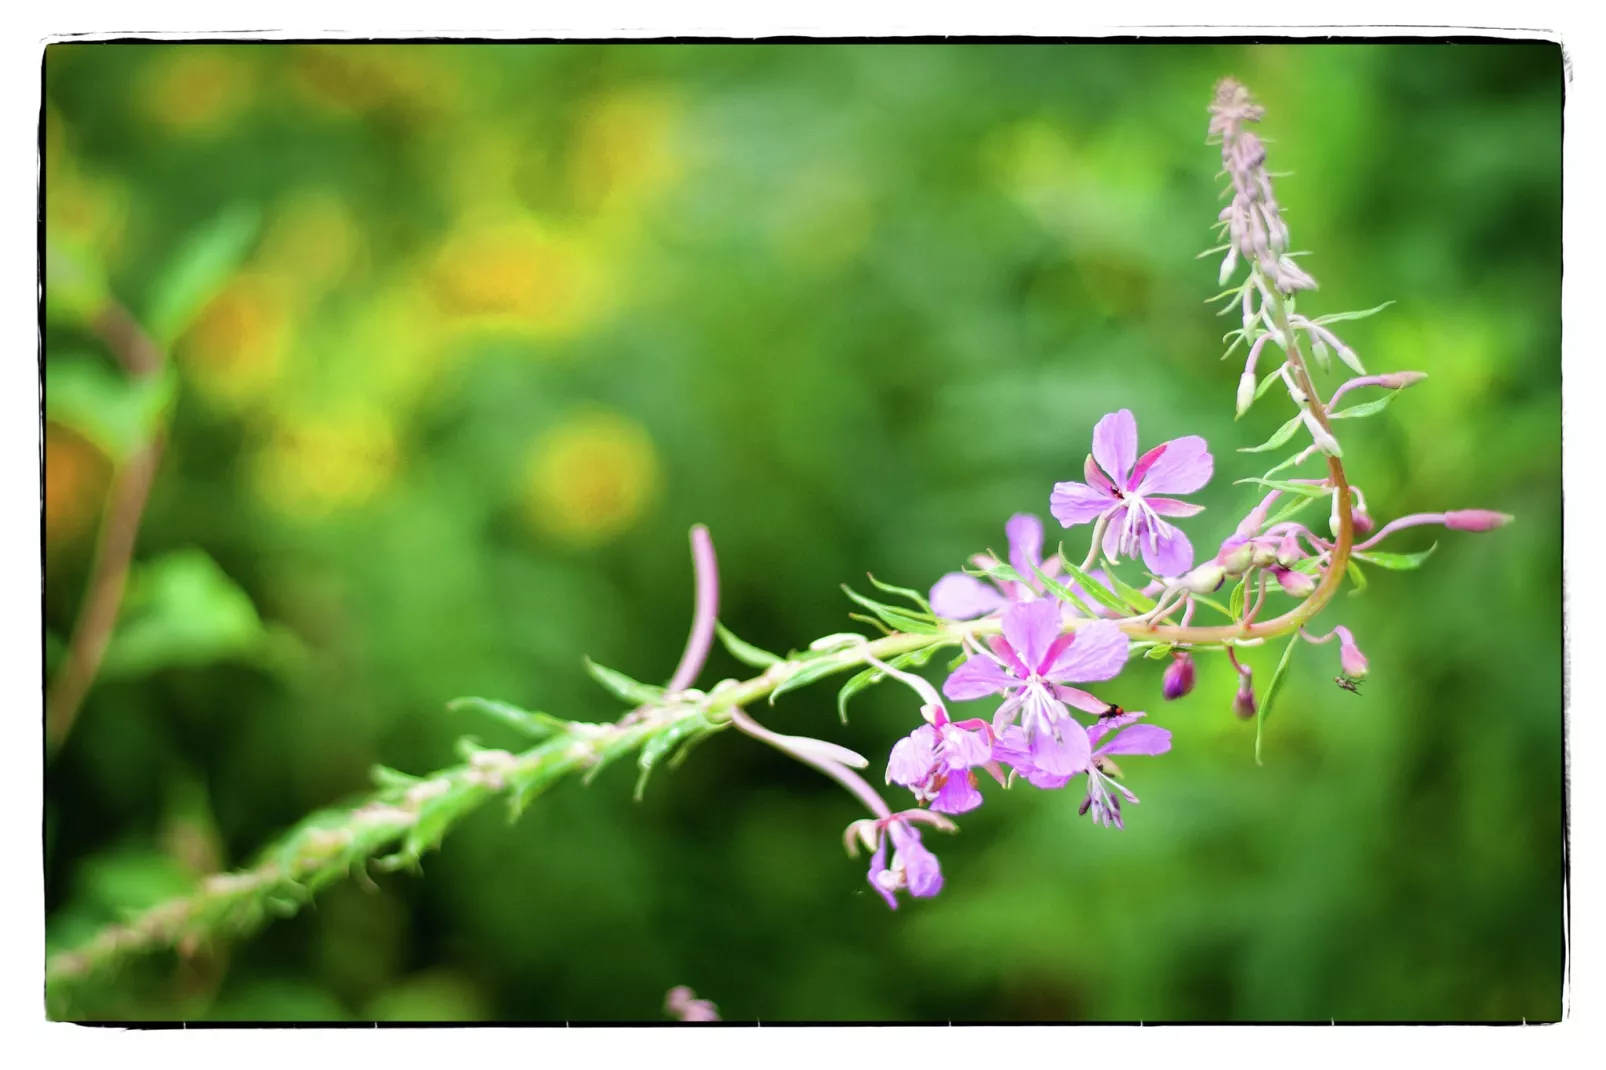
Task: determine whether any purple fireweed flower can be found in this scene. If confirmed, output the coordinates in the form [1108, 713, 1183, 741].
[846, 811, 947, 909]
[1162, 652, 1196, 700]
[995, 713, 1172, 829]
[886, 714, 998, 815]
[1050, 410, 1213, 578]
[665, 986, 720, 1023]
[942, 601, 1129, 777]
[929, 513, 1064, 620]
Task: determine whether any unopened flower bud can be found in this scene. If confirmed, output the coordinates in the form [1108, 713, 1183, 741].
[1379, 370, 1428, 390]
[1181, 562, 1226, 594]
[1250, 539, 1279, 569]
[1163, 653, 1196, 701]
[1275, 531, 1302, 568]
[1301, 409, 1342, 457]
[1232, 671, 1257, 720]
[1273, 567, 1316, 597]
[1329, 489, 1374, 538]
[1335, 626, 1368, 680]
[1444, 510, 1513, 533]
[1236, 370, 1257, 417]
[1217, 540, 1255, 576]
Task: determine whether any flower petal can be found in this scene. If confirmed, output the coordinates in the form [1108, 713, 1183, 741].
[867, 837, 898, 909]
[1005, 513, 1046, 582]
[1145, 497, 1206, 518]
[886, 725, 937, 786]
[1092, 409, 1139, 488]
[1044, 619, 1130, 684]
[1029, 723, 1092, 777]
[890, 824, 943, 898]
[929, 573, 1007, 620]
[1051, 481, 1115, 528]
[1001, 600, 1064, 679]
[931, 773, 984, 815]
[1096, 723, 1172, 757]
[1134, 435, 1213, 496]
[1140, 519, 1195, 577]
[939, 724, 992, 770]
[942, 655, 1017, 701]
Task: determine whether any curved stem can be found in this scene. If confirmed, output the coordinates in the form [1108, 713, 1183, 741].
[667, 525, 719, 693]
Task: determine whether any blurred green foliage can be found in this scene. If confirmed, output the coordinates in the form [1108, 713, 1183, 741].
[43, 41, 1562, 1022]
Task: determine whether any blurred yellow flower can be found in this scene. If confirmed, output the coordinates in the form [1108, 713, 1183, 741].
[570, 89, 683, 221]
[45, 423, 110, 551]
[428, 215, 606, 340]
[257, 189, 366, 300]
[251, 410, 400, 520]
[290, 45, 458, 123]
[523, 411, 660, 547]
[177, 272, 293, 410]
[141, 48, 257, 135]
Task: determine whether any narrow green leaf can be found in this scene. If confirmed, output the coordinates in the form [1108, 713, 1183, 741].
[1103, 568, 1157, 613]
[583, 658, 665, 706]
[370, 765, 421, 791]
[1264, 494, 1317, 529]
[1189, 592, 1235, 619]
[1253, 363, 1287, 402]
[1238, 412, 1303, 454]
[1228, 577, 1247, 621]
[1329, 390, 1401, 420]
[1352, 544, 1437, 570]
[1057, 554, 1133, 615]
[1254, 633, 1302, 765]
[714, 621, 784, 668]
[1142, 643, 1175, 660]
[769, 657, 849, 705]
[447, 697, 567, 739]
[147, 204, 262, 344]
[1346, 558, 1369, 596]
[841, 586, 940, 635]
[865, 574, 933, 613]
[1029, 563, 1099, 618]
[1233, 477, 1331, 500]
[1312, 300, 1394, 326]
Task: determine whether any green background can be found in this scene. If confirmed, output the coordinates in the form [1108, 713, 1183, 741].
[43, 41, 1564, 1022]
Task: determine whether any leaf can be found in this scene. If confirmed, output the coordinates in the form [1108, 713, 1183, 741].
[447, 697, 568, 739]
[1103, 568, 1157, 613]
[1254, 633, 1302, 765]
[146, 204, 262, 345]
[1347, 558, 1369, 596]
[1142, 643, 1175, 660]
[1029, 563, 1099, 618]
[1057, 554, 1133, 615]
[583, 659, 665, 706]
[769, 658, 850, 705]
[715, 621, 783, 668]
[1329, 391, 1401, 420]
[1189, 592, 1235, 619]
[1238, 412, 1303, 454]
[1233, 477, 1331, 500]
[841, 586, 941, 635]
[1352, 544, 1437, 570]
[1253, 363, 1287, 402]
[45, 239, 110, 325]
[1264, 494, 1317, 529]
[99, 550, 267, 679]
[636, 715, 713, 800]
[834, 648, 941, 724]
[370, 765, 421, 790]
[865, 574, 933, 613]
[46, 354, 177, 462]
[1312, 301, 1394, 326]
[1228, 577, 1247, 621]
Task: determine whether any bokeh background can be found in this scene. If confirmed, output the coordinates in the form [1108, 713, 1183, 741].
[43, 42, 1563, 1022]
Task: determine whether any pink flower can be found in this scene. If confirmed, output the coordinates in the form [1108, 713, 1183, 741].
[1050, 410, 1214, 577]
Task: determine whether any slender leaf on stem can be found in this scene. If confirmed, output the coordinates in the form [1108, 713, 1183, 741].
[1329, 390, 1402, 421]
[1029, 563, 1099, 618]
[447, 697, 568, 739]
[1233, 477, 1331, 500]
[584, 658, 666, 706]
[1346, 559, 1369, 596]
[865, 574, 933, 613]
[1352, 544, 1438, 570]
[1238, 412, 1304, 454]
[714, 621, 784, 668]
[146, 205, 262, 345]
[842, 586, 942, 635]
[1056, 554, 1134, 615]
[1312, 300, 1394, 326]
[1254, 633, 1302, 765]
[1228, 577, 1248, 621]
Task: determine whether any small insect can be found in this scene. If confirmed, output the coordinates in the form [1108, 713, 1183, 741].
[1334, 675, 1363, 695]
[1098, 703, 1126, 720]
